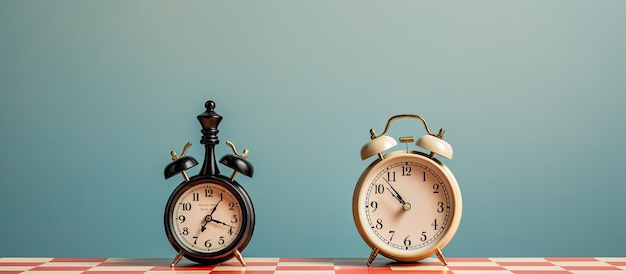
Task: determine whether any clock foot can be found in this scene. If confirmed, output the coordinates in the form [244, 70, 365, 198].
[435, 247, 448, 265]
[170, 250, 184, 267]
[367, 248, 379, 266]
[234, 249, 246, 266]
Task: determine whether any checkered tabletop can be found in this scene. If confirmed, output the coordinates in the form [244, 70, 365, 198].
[1, 257, 626, 273]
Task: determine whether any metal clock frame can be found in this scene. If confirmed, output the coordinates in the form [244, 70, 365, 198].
[162, 100, 255, 267]
[352, 114, 463, 266]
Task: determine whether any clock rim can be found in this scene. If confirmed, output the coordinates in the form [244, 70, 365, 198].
[164, 175, 255, 265]
[352, 150, 463, 262]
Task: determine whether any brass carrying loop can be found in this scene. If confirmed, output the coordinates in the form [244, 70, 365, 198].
[369, 114, 436, 139]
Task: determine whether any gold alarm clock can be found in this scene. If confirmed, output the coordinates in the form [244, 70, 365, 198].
[352, 114, 462, 266]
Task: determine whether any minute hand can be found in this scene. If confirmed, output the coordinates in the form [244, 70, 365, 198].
[211, 218, 234, 228]
[383, 178, 406, 205]
[201, 200, 222, 232]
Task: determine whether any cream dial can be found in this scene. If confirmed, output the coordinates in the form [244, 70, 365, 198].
[170, 182, 243, 254]
[354, 151, 462, 262]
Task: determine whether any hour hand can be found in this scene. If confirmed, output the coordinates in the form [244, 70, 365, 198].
[201, 201, 222, 232]
[383, 178, 411, 211]
[201, 215, 212, 232]
[383, 178, 405, 204]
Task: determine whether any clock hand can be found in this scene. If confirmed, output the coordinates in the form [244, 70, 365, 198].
[201, 216, 235, 232]
[383, 178, 411, 211]
[211, 218, 234, 228]
[201, 200, 222, 232]
[209, 200, 221, 216]
[383, 178, 405, 204]
[201, 215, 212, 232]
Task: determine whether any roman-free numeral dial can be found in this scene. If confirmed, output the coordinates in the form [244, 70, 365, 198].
[364, 158, 452, 251]
[354, 151, 461, 265]
[164, 176, 254, 266]
[171, 183, 243, 254]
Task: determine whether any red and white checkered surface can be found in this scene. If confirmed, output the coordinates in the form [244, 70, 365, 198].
[1, 257, 626, 273]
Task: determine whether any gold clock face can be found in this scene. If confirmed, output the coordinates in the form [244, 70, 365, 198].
[168, 181, 245, 255]
[353, 151, 462, 261]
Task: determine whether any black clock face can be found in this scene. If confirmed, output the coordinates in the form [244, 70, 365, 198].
[164, 177, 254, 264]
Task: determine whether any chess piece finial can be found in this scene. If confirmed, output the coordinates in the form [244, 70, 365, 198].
[197, 100, 223, 176]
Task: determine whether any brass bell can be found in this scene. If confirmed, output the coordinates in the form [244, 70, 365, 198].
[360, 135, 398, 160]
[416, 134, 453, 159]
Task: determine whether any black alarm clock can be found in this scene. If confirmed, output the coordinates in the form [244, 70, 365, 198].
[163, 100, 255, 267]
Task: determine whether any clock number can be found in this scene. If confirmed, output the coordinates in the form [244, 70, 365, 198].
[192, 193, 199, 201]
[422, 171, 426, 181]
[181, 227, 189, 236]
[432, 219, 438, 230]
[180, 202, 191, 211]
[218, 236, 225, 245]
[402, 166, 411, 176]
[375, 184, 385, 194]
[387, 172, 396, 182]
[404, 235, 412, 246]
[192, 236, 198, 245]
[370, 201, 378, 212]
[389, 230, 395, 241]
[205, 240, 212, 248]
[420, 231, 427, 242]
[219, 192, 223, 201]
[229, 202, 235, 210]
[228, 227, 234, 235]
[205, 188, 213, 197]
[231, 215, 238, 223]
[437, 201, 444, 213]
[178, 215, 186, 223]
[375, 219, 383, 230]
[433, 183, 439, 193]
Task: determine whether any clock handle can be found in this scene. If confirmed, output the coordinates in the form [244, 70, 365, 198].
[363, 114, 453, 160]
[370, 114, 436, 139]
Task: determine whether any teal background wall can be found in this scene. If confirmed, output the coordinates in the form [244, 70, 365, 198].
[1, 1, 625, 259]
